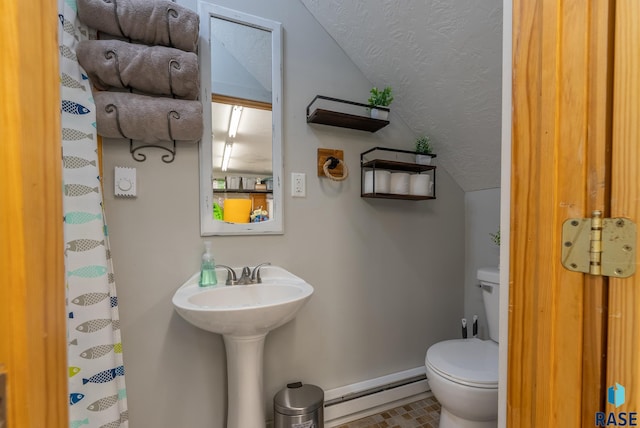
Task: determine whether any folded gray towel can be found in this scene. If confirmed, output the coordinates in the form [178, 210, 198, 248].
[77, 0, 199, 53]
[77, 40, 199, 100]
[95, 92, 202, 142]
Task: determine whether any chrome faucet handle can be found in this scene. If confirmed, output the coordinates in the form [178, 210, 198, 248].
[250, 262, 271, 283]
[215, 265, 237, 285]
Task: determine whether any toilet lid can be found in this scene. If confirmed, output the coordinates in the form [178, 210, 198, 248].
[426, 339, 498, 388]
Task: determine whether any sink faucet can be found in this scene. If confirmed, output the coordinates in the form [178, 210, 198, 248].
[216, 265, 237, 285]
[217, 263, 271, 285]
[237, 267, 253, 285]
[251, 262, 271, 283]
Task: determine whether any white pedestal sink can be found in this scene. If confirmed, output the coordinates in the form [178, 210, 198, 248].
[172, 266, 314, 428]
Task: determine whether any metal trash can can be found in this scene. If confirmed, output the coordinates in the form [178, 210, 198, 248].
[274, 382, 324, 428]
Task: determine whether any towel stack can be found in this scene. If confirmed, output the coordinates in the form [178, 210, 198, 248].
[77, 0, 202, 143]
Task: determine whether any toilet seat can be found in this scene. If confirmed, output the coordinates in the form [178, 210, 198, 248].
[426, 338, 498, 389]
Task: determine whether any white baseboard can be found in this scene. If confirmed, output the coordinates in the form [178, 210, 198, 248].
[323, 367, 432, 427]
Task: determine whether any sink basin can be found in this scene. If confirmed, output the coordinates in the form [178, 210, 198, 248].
[172, 266, 313, 336]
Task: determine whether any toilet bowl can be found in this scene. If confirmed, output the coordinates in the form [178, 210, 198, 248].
[425, 267, 500, 428]
[426, 338, 498, 427]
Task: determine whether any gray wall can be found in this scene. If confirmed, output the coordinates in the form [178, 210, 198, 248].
[101, 1, 465, 426]
[464, 188, 501, 339]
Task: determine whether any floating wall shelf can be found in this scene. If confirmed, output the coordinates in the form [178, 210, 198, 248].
[306, 95, 390, 132]
[361, 147, 437, 200]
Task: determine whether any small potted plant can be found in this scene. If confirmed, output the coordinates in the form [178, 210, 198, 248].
[415, 135, 435, 165]
[490, 230, 500, 246]
[367, 86, 393, 120]
[490, 230, 501, 269]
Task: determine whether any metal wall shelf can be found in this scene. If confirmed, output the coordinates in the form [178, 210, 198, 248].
[361, 147, 437, 200]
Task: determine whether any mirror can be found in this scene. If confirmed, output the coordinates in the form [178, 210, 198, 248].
[199, 3, 283, 235]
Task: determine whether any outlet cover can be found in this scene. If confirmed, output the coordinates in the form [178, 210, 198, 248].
[291, 172, 306, 197]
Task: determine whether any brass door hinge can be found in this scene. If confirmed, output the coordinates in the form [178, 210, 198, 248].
[562, 210, 636, 277]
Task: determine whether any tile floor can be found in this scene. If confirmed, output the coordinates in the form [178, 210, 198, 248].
[335, 396, 441, 428]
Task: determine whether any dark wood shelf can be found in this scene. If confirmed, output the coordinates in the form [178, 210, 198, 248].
[306, 95, 390, 132]
[307, 108, 389, 132]
[362, 159, 435, 173]
[361, 193, 436, 201]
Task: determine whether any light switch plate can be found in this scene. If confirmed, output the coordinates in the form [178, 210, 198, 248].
[114, 167, 137, 198]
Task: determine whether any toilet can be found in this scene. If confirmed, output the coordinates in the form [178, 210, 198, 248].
[425, 267, 500, 428]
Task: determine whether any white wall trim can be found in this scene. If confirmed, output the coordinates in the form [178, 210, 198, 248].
[499, 0, 513, 427]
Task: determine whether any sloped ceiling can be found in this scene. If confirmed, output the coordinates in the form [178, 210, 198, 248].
[300, 0, 503, 192]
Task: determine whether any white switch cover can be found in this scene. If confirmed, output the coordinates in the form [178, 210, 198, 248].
[114, 167, 137, 197]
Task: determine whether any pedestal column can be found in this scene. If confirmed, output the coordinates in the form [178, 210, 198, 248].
[223, 334, 267, 428]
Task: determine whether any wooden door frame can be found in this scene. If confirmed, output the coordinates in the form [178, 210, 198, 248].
[508, 0, 614, 426]
[607, 0, 640, 416]
[0, 1, 67, 427]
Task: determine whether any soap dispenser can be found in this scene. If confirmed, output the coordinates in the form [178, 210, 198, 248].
[199, 241, 218, 287]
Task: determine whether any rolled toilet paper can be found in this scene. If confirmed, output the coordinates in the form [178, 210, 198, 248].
[364, 170, 391, 193]
[390, 172, 410, 194]
[410, 174, 431, 196]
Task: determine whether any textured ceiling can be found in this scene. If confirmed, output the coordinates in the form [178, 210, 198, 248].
[300, 0, 503, 192]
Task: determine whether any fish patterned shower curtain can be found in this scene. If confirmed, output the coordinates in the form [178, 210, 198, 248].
[59, 1, 128, 427]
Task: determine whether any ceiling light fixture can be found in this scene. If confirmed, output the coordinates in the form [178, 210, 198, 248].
[228, 105, 243, 139]
[221, 142, 233, 172]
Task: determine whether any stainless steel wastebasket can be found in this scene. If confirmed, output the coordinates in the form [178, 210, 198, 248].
[274, 382, 324, 428]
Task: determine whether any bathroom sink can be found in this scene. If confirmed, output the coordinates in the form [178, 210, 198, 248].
[172, 265, 314, 336]
[173, 265, 313, 427]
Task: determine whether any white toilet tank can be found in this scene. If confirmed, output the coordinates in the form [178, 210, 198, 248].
[478, 267, 500, 342]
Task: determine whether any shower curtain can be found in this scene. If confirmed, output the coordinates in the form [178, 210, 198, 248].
[59, 1, 128, 427]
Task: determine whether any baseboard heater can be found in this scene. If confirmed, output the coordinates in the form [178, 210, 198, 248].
[323, 367, 431, 427]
